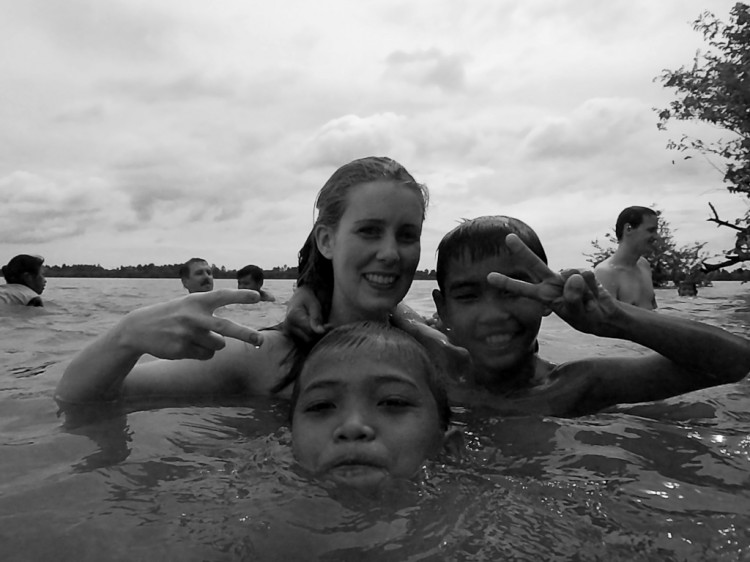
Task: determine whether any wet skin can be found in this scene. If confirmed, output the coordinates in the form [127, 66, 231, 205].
[292, 355, 444, 490]
[316, 180, 423, 325]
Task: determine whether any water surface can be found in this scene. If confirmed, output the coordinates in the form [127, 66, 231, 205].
[1, 279, 749, 561]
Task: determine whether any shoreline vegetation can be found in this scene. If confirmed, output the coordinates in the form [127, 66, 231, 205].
[38, 262, 750, 283]
[41, 263, 440, 280]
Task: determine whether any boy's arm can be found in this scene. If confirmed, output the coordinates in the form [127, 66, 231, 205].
[489, 235, 750, 407]
[55, 290, 264, 406]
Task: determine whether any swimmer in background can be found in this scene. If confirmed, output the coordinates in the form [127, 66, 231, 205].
[180, 258, 214, 293]
[0, 254, 46, 307]
[237, 264, 276, 302]
[287, 215, 750, 416]
[594, 206, 659, 310]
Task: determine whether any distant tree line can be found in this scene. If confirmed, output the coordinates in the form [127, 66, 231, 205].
[43, 263, 438, 280]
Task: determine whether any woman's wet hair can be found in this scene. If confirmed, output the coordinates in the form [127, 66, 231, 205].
[436, 215, 547, 292]
[289, 321, 451, 430]
[2, 254, 44, 285]
[296, 156, 428, 320]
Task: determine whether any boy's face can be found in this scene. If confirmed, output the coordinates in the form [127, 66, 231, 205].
[433, 251, 547, 385]
[237, 275, 261, 291]
[292, 353, 443, 490]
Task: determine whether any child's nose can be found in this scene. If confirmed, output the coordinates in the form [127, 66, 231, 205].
[333, 411, 376, 442]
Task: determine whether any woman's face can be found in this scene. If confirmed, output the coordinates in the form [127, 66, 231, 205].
[317, 180, 423, 324]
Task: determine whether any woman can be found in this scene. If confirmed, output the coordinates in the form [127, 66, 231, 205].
[55, 156, 428, 407]
[0, 254, 46, 307]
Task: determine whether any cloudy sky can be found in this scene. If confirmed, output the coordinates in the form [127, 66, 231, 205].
[1, 0, 744, 273]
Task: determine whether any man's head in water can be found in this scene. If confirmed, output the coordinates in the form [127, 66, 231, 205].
[180, 258, 213, 293]
[2, 254, 46, 295]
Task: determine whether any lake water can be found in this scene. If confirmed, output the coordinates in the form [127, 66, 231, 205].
[1, 279, 750, 561]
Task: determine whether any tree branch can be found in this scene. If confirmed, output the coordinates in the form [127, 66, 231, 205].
[707, 202, 745, 232]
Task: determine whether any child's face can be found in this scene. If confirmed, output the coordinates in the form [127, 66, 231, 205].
[433, 251, 546, 384]
[292, 353, 443, 490]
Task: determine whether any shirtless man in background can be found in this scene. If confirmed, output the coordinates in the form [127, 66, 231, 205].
[594, 206, 658, 310]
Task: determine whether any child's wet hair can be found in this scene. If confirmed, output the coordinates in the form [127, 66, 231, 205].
[289, 321, 451, 430]
[436, 215, 548, 291]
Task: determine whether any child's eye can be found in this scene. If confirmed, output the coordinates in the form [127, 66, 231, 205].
[453, 292, 478, 302]
[304, 401, 336, 414]
[379, 396, 414, 409]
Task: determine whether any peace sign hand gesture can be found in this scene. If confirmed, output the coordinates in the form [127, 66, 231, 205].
[119, 289, 264, 361]
[486, 234, 621, 337]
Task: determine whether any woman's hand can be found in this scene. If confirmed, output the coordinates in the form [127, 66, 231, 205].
[391, 308, 472, 376]
[117, 289, 264, 360]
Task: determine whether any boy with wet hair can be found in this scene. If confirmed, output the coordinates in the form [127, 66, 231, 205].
[290, 321, 453, 490]
[432, 215, 750, 416]
[237, 264, 276, 302]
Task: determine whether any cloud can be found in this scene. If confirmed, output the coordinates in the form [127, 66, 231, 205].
[0, 171, 119, 243]
[520, 98, 652, 160]
[385, 48, 468, 92]
[0, 0, 743, 272]
[300, 113, 412, 169]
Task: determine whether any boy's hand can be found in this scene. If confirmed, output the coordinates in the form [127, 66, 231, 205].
[119, 289, 264, 360]
[283, 286, 329, 343]
[486, 234, 620, 335]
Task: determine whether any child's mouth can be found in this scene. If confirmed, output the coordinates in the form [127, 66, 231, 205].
[485, 333, 512, 345]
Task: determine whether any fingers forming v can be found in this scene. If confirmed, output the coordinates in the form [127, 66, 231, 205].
[208, 315, 264, 346]
[200, 289, 261, 311]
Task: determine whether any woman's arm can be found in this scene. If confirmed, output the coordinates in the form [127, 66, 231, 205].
[55, 289, 266, 406]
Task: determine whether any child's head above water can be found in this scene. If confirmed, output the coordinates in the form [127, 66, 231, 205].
[435, 215, 547, 293]
[290, 321, 450, 490]
[433, 216, 550, 385]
